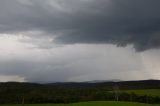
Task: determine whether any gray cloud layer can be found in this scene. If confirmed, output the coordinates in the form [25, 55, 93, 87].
[0, 42, 149, 82]
[1, 0, 160, 82]
[0, 0, 160, 51]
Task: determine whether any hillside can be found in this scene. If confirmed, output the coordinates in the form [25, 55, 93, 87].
[0, 80, 160, 104]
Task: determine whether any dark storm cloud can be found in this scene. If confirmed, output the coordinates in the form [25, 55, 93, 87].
[0, 0, 160, 51]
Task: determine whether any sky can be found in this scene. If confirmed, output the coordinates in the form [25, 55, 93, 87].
[0, 0, 160, 82]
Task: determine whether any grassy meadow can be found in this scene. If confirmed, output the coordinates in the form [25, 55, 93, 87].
[122, 89, 160, 97]
[0, 101, 160, 106]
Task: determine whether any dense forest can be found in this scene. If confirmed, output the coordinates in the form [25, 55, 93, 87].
[0, 80, 160, 104]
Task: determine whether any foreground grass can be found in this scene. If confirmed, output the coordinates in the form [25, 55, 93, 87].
[0, 101, 160, 106]
[123, 89, 160, 97]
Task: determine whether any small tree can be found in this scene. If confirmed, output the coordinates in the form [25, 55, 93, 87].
[113, 84, 119, 101]
[22, 96, 25, 106]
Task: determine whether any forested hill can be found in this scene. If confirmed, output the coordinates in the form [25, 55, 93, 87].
[0, 80, 160, 104]
[0, 80, 160, 91]
[47, 80, 160, 89]
[0, 80, 159, 88]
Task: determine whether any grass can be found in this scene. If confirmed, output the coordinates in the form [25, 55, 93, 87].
[0, 101, 160, 106]
[122, 89, 160, 97]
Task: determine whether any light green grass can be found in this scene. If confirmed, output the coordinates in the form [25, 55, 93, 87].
[123, 89, 160, 97]
[0, 101, 160, 106]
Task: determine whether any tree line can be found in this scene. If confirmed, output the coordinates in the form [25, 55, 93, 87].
[0, 80, 159, 104]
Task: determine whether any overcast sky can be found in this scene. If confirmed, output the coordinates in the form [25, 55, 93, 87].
[0, 0, 160, 82]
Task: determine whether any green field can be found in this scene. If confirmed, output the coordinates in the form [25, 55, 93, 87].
[122, 89, 160, 97]
[0, 101, 160, 106]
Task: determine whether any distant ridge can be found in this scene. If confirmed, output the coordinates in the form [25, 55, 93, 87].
[84, 79, 122, 83]
[0, 79, 159, 84]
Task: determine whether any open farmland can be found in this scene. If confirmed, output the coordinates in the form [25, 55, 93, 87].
[0, 101, 159, 106]
[122, 89, 160, 97]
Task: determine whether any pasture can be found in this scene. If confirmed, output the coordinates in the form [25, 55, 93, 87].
[0, 101, 160, 106]
[122, 89, 160, 97]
